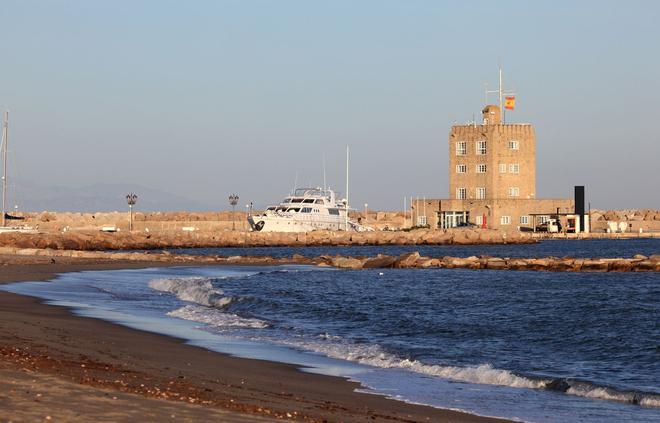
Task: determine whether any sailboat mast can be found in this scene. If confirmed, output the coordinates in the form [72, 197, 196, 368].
[1, 111, 8, 227]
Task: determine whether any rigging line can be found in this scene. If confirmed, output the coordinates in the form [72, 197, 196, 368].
[8, 148, 24, 210]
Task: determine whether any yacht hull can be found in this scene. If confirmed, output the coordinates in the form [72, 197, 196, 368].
[247, 214, 350, 232]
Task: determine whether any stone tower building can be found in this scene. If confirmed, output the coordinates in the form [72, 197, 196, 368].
[448, 105, 536, 201]
[412, 104, 574, 230]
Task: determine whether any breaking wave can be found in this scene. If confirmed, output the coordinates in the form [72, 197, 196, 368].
[147, 275, 659, 409]
[274, 337, 544, 388]
[268, 336, 660, 408]
[149, 277, 233, 308]
[168, 304, 269, 329]
[563, 383, 660, 407]
[149, 277, 269, 330]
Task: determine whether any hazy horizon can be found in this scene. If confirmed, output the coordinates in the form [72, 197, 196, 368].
[1, 1, 659, 212]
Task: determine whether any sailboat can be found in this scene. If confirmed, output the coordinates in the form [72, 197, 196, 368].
[0, 111, 37, 233]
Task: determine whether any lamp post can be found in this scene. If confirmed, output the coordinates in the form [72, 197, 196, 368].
[228, 194, 239, 231]
[245, 203, 251, 232]
[126, 193, 138, 231]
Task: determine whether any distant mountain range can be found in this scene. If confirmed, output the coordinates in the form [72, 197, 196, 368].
[8, 181, 218, 212]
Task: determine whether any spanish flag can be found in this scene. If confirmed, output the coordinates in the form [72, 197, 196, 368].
[505, 96, 516, 110]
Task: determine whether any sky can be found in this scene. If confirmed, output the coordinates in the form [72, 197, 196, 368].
[1, 0, 659, 211]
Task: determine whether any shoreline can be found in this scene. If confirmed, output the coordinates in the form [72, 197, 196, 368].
[0, 256, 508, 422]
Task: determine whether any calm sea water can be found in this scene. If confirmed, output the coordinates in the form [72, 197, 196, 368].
[3, 239, 659, 422]
[165, 237, 659, 259]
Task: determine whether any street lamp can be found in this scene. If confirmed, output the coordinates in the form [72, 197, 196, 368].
[245, 203, 250, 232]
[126, 193, 138, 231]
[228, 194, 239, 231]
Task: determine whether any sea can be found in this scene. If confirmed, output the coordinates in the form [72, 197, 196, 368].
[2, 238, 659, 422]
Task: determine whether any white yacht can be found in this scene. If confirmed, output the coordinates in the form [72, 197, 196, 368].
[247, 188, 372, 232]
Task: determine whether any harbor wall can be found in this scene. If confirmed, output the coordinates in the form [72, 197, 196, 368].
[0, 228, 533, 250]
[9, 211, 408, 232]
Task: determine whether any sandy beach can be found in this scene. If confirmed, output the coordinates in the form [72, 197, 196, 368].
[0, 255, 508, 422]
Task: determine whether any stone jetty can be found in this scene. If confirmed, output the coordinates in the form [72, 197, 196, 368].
[322, 252, 660, 272]
[1, 248, 657, 273]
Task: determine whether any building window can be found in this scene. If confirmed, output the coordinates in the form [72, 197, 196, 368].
[476, 140, 487, 155]
[456, 164, 467, 173]
[456, 187, 467, 199]
[520, 216, 530, 225]
[456, 141, 467, 156]
[499, 163, 507, 173]
[475, 215, 483, 226]
[501, 216, 511, 225]
[508, 140, 519, 150]
[539, 215, 551, 224]
[476, 187, 486, 199]
[509, 163, 520, 173]
[417, 216, 427, 226]
[476, 164, 487, 173]
[508, 187, 520, 197]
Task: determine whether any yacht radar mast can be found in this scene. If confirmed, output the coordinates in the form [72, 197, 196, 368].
[1, 111, 8, 227]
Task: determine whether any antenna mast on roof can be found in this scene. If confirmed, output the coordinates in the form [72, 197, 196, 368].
[485, 64, 516, 123]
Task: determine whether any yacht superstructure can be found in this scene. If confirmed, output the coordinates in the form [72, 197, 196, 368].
[247, 188, 371, 232]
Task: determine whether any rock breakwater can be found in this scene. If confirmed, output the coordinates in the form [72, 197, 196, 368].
[1, 248, 657, 272]
[322, 252, 660, 272]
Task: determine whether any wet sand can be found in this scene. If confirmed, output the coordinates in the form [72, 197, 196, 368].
[0, 255, 508, 422]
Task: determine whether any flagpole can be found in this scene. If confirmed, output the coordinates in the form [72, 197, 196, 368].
[486, 65, 515, 121]
[500, 66, 505, 124]
[499, 65, 503, 114]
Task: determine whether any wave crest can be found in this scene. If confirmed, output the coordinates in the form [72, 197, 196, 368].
[272, 337, 543, 389]
[269, 336, 660, 407]
[148, 277, 232, 308]
[168, 305, 269, 329]
[566, 384, 660, 407]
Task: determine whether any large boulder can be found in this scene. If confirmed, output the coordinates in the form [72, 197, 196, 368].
[580, 259, 609, 272]
[363, 255, 397, 269]
[330, 256, 365, 269]
[394, 252, 421, 268]
[485, 258, 507, 270]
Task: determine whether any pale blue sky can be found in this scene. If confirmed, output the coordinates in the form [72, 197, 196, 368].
[1, 1, 658, 211]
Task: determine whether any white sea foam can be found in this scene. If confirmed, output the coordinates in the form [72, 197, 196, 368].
[168, 305, 269, 329]
[272, 337, 545, 389]
[148, 276, 660, 409]
[641, 396, 660, 407]
[567, 385, 660, 407]
[271, 336, 660, 408]
[148, 277, 232, 308]
[567, 386, 630, 402]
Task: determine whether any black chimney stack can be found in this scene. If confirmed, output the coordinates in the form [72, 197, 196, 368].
[574, 186, 585, 217]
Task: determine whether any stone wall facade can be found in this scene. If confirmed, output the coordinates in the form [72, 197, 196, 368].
[412, 198, 575, 230]
[449, 105, 536, 201]
[416, 104, 575, 231]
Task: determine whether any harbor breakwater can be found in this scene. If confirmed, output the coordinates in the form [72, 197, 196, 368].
[1, 247, 657, 272]
[0, 228, 532, 250]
